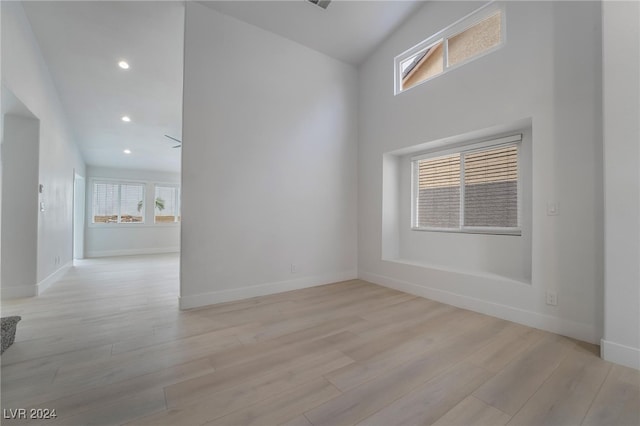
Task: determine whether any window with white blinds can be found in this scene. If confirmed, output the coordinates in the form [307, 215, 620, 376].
[93, 182, 145, 224]
[93, 183, 119, 223]
[412, 135, 521, 234]
[154, 185, 180, 223]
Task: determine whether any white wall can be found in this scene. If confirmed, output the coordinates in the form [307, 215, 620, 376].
[1, 114, 39, 297]
[85, 166, 180, 257]
[1, 1, 85, 297]
[358, 1, 604, 343]
[602, 0, 640, 369]
[180, 2, 358, 309]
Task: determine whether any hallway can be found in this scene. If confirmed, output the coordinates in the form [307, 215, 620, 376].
[1, 254, 180, 415]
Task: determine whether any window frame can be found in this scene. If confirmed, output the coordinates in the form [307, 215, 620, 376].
[153, 184, 181, 225]
[394, 1, 505, 95]
[91, 180, 146, 225]
[411, 134, 522, 236]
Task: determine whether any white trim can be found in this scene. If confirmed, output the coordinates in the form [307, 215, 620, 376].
[179, 269, 358, 310]
[601, 339, 640, 370]
[1, 284, 37, 299]
[359, 270, 599, 344]
[0, 261, 72, 299]
[37, 261, 72, 295]
[86, 247, 180, 258]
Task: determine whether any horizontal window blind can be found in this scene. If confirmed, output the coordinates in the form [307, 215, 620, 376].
[155, 186, 179, 223]
[120, 184, 144, 223]
[416, 153, 460, 228]
[413, 139, 520, 232]
[464, 145, 518, 227]
[92, 182, 145, 224]
[93, 183, 119, 223]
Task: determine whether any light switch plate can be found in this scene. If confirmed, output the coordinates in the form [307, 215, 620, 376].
[547, 202, 559, 216]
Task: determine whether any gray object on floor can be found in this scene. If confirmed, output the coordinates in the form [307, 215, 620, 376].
[1, 316, 21, 354]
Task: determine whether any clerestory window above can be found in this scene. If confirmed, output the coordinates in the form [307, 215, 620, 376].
[396, 2, 504, 94]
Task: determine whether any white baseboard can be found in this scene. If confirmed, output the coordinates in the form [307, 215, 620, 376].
[37, 261, 72, 295]
[601, 339, 640, 370]
[179, 269, 358, 310]
[86, 247, 180, 258]
[0, 261, 72, 299]
[360, 270, 599, 344]
[1, 284, 37, 299]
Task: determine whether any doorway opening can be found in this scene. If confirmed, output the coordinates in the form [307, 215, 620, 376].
[73, 173, 85, 260]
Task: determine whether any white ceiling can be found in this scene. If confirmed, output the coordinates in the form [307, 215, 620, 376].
[22, 0, 424, 173]
[200, 0, 424, 65]
[23, 1, 185, 172]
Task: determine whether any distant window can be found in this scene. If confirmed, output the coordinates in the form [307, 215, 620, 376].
[396, 3, 504, 94]
[154, 185, 180, 223]
[412, 134, 521, 234]
[93, 182, 145, 224]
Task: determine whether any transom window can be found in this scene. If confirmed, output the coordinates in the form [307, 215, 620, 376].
[412, 134, 521, 235]
[396, 2, 504, 94]
[93, 182, 145, 224]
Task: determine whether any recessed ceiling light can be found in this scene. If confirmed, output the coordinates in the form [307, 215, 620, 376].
[123, 149, 132, 154]
[121, 116, 131, 122]
[118, 60, 130, 69]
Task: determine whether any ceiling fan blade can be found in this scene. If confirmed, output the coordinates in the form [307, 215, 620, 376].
[165, 134, 182, 144]
[172, 145, 181, 149]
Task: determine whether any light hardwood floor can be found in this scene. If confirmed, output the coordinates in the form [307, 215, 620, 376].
[1, 254, 638, 426]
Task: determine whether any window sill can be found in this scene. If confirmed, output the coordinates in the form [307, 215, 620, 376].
[88, 223, 180, 229]
[382, 257, 531, 286]
[411, 227, 521, 236]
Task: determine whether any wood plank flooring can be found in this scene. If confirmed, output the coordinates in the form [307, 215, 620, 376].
[1, 254, 638, 426]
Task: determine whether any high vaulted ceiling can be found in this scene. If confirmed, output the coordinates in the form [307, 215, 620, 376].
[22, 1, 424, 173]
[200, 1, 424, 65]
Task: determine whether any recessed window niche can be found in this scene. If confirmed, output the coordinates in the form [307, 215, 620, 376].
[381, 119, 533, 284]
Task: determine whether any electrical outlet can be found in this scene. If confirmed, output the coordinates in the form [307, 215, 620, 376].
[290, 264, 297, 274]
[545, 291, 558, 306]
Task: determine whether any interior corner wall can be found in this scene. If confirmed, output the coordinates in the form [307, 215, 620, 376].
[358, 1, 604, 343]
[84, 166, 180, 257]
[1, 115, 39, 297]
[1, 1, 85, 297]
[180, 2, 358, 309]
[602, 0, 640, 370]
